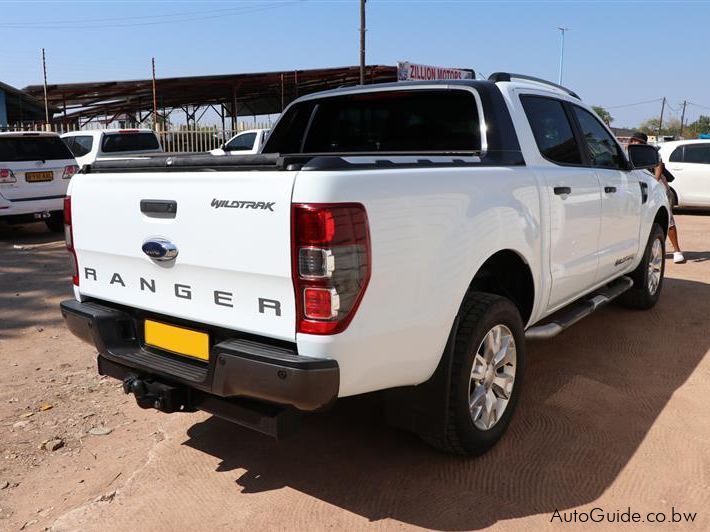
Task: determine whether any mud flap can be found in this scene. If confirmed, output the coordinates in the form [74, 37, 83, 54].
[383, 316, 459, 445]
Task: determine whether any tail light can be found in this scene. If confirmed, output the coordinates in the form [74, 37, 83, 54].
[0, 168, 17, 183]
[64, 196, 79, 286]
[292, 203, 370, 335]
[62, 165, 79, 179]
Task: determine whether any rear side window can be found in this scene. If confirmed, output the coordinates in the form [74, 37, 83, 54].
[0, 135, 74, 162]
[571, 106, 626, 169]
[669, 147, 683, 162]
[67, 135, 94, 157]
[101, 132, 160, 153]
[266, 90, 481, 154]
[521, 96, 582, 165]
[225, 132, 257, 150]
[681, 144, 710, 164]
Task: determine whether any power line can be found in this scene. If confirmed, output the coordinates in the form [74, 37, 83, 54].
[687, 101, 710, 111]
[605, 98, 663, 110]
[0, 2, 301, 29]
[0, 4, 283, 26]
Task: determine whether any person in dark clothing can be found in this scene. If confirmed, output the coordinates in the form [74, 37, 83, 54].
[628, 131, 685, 263]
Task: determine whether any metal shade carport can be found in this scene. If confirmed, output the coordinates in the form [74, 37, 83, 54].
[23, 65, 398, 128]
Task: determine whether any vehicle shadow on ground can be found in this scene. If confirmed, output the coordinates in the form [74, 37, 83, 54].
[0, 223, 70, 336]
[183, 275, 710, 530]
[668, 251, 710, 263]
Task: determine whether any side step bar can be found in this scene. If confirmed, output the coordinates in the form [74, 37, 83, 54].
[525, 276, 633, 340]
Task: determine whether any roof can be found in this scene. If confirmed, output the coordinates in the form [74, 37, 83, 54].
[658, 139, 710, 149]
[61, 128, 155, 137]
[292, 78, 488, 100]
[23, 65, 398, 123]
[0, 131, 59, 137]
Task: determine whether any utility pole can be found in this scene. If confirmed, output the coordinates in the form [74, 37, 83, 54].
[41, 48, 50, 130]
[680, 100, 687, 137]
[359, 0, 366, 85]
[557, 27, 569, 85]
[658, 97, 666, 138]
[151, 57, 159, 131]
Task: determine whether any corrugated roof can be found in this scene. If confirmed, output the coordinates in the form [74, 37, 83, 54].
[23, 65, 398, 123]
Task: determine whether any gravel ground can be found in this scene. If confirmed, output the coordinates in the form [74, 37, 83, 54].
[1, 215, 708, 531]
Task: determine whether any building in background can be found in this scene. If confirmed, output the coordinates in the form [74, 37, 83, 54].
[0, 81, 51, 129]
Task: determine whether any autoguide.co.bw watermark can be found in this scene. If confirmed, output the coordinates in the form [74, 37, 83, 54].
[550, 507, 697, 524]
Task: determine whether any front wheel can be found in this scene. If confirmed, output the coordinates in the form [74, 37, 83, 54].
[430, 292, 526, 456]
[618, 223, 665, 310]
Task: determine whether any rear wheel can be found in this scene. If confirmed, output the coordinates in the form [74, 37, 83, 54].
[618, 223, 665, 310]
[669, 187, 679, 208]
[429, 292, 526, 456]
[45, 211, 64, 233]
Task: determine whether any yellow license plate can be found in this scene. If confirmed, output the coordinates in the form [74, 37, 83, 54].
[25, 171, 54, 182]
[144, 320, 209, 361]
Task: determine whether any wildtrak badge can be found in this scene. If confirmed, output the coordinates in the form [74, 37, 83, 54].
[211, 199, 275, 211]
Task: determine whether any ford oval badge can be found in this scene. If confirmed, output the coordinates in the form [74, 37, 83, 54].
[142, 238, 178, 261]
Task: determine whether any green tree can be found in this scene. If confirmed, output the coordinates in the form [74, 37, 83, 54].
[591, 106, 614, 126]
[685, 115, 710, 138]
[639, 117, 660, 135]
[638, 117, 682, 137]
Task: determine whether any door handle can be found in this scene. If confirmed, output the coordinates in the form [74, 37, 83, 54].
[140, 199, 178, 216]
[604, 186, 617, 193]
[553, 186, 572, 195]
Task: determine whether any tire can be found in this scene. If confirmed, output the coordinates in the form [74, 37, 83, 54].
[618, 223, 665, 310]
[45, 211, 64, 233]
[669, 187, 678, 208]
[428, 292, 526, 456]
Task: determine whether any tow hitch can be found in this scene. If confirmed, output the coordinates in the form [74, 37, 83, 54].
[101, 358, 301, 438]
[122, 375, 195, 413]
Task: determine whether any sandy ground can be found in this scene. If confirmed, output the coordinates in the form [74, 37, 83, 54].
[1, 215, 709, 531]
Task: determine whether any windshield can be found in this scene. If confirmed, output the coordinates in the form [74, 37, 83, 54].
[264, 89, 482, 154]
[0, 136, 74, 162]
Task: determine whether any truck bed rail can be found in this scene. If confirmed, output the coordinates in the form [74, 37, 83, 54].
[86, 153, 284, 173]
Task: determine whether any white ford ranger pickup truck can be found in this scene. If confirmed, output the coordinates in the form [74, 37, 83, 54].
[60, 74, 669, 455]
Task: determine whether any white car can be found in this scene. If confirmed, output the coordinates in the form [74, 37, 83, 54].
[209, 128, 269, 156]
[0, 131, 78, 232]
[60, 75, 669, 455]
[61, 129, 162, 169]
[658, 139, 710, 207]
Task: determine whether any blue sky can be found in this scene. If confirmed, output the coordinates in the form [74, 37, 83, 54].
[1, 0, 709, 127]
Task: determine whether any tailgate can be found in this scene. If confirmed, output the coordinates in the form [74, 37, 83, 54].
[70, 170, 297, 341]
[0, 162, 69, 200]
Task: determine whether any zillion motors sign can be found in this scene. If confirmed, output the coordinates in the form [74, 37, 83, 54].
[397, 61, 475, 81]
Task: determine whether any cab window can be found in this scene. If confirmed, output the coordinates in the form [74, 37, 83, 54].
[226, 132, 257, 151]
[67, 135, 93, 157]
[682, 144, 710, 164]
[521, 95, 582, 165]
[571, 106, 626, 170]
[101, 132, 160, 153]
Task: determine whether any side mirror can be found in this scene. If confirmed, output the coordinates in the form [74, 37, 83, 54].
[628, 144, 659, 170]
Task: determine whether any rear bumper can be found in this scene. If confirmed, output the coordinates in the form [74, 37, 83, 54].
[60, 299, 339, 412]
[0, 194, 64, 218]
